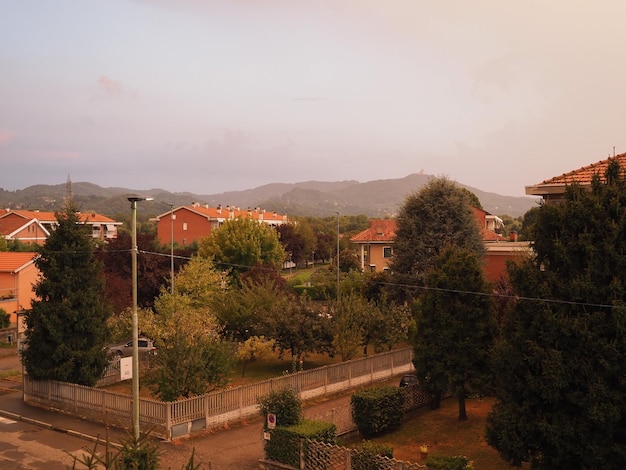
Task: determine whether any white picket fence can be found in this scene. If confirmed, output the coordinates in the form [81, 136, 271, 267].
[24, 348, 414, 440]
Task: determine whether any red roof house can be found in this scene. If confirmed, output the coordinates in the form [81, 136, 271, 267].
[154, 203, 288, 247]
[0, 252, 40, 324]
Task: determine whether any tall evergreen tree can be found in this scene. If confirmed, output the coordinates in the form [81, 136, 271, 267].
[22, 205, 111, 386]
[414, 246, 495, 416]
[486, 160, 626, 468]
[390, 177, 484, 301]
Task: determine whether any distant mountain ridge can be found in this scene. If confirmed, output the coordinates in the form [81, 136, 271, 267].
[0, 174, 538, 218]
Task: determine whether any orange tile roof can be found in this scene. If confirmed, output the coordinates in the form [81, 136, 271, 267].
[0, 252, 39, 272]
[2, 210, 118, 224]
[536, 153, 626, 186]
[0, 218, 32, 236]
[351, 218, 507, 243]
[350, 220, 397, 243]
[159, 205, 287, 222]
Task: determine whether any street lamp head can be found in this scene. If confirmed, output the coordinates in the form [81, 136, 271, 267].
[127, 196, 154, 203]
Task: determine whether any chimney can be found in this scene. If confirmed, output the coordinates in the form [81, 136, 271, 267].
[217, 204, 222, 215]
[509, 231, 518, 242]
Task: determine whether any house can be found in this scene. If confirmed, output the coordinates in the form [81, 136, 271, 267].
[525, 152, 626, 203]
[154, 203, 288, 247]
[0, 252, 39, 324]
[0, 210, 121, 245]
[350, 219, 397, 273]
[350, 208, 529, 283]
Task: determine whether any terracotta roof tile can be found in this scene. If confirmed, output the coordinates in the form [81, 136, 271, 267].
[0, 252, 39, 272]
[537, 153, 626, 186]
[350, 220, 397, 243]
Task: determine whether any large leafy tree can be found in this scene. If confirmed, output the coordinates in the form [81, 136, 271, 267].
[486, 160, 626, 468]
[96, 232, 192, 313]
[276, 221, 316, 267]
[390, 177, 484, 301]
[23, 205, 111, 386]
[197, 218, 285, 280]
[413, 246, 495, 417]
[146, 257, 234, 401]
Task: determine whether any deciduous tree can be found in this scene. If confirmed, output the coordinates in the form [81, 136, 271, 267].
[197, 218, 285, 280]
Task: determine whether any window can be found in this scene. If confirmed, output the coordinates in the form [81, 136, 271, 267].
[182, 222, 188, 231]
[183, 237, 187, 246]
[383, 246, 393, 258]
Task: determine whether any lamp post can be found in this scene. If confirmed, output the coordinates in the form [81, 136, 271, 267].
[168, 204, 174, 295]
[335, 211, 340, 297]
[128, 196, 152, 440]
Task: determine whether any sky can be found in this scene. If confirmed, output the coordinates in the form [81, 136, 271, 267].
[2, 1, 626, 198]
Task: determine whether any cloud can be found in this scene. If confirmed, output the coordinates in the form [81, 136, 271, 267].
[0, 129, 16, 145]
[98, 74, 124, 95]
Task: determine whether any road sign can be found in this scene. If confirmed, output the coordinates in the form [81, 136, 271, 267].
[267, 413, 276, 429]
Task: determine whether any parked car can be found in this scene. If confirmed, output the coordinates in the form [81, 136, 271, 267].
[107, 337, 156, 358]
[399, 374, 419, 388]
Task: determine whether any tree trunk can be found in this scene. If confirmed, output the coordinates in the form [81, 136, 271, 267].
[458, 389, 467, 420]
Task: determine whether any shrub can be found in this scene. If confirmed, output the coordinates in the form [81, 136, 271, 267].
[351, 386, 404, 437]
[0, 308, 10, 329]
[425, 455, 473, 470]
[351, 440, 394, 470]
[258, 388, 302, 429]
[264, 419, 336, 466]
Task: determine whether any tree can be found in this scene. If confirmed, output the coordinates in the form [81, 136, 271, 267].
[390, 177, 484, 302]
[486, 160, 626, 468]
[330, 293, 366, 361]
[0, 308, 9, 328]
[215, 273, 286, 342]
[263, 294, 333, 371]
[146, 257, 234, 401]
[236, 335, 274, 377]
[197, 218, 285, 280]
[277, 221, 316, 267]
[96, 232, 192, 314]
[413, 246, 495, 418]
[22, 205, 111, 386]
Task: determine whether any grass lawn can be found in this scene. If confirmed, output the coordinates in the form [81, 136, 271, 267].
[344, 396, 519, 470]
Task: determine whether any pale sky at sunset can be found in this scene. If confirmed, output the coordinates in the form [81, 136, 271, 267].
[2, 1, 626, 197]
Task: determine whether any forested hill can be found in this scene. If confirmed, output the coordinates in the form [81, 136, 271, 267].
[0, 174, 539, 219]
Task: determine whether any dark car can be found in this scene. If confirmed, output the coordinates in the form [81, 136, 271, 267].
[399, 374, 419, 388]
[107, 337, 156, 358]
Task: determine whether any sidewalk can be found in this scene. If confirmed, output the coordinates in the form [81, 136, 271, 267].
[0, 351, 393, 469]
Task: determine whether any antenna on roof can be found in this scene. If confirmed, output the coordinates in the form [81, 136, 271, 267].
[64, 174, 74, 209]
[614, 146, 616, 157]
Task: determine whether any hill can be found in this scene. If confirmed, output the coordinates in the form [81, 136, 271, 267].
[0, 174, 538, 219]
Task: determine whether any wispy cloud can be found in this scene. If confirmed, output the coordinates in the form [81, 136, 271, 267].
[98, 74, 124, 95]
[0, 129, 16, 145]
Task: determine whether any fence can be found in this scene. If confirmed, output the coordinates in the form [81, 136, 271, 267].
[24, 347, 414, 440]
[259, 439, 426, 470]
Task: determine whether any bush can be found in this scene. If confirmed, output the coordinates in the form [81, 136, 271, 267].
[351, 386, 404, 437]
[0, 308, 9, 329]
[351, 440, 394, 470]
[258, 388, 302, 429]
[264, 419, 336, 466]
[425, 455, 474, 470]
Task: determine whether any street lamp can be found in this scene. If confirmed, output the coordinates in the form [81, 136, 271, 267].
[335, 211, 340, 297]
[167, 203, 174, 295]
[128, 195, 153, 440]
